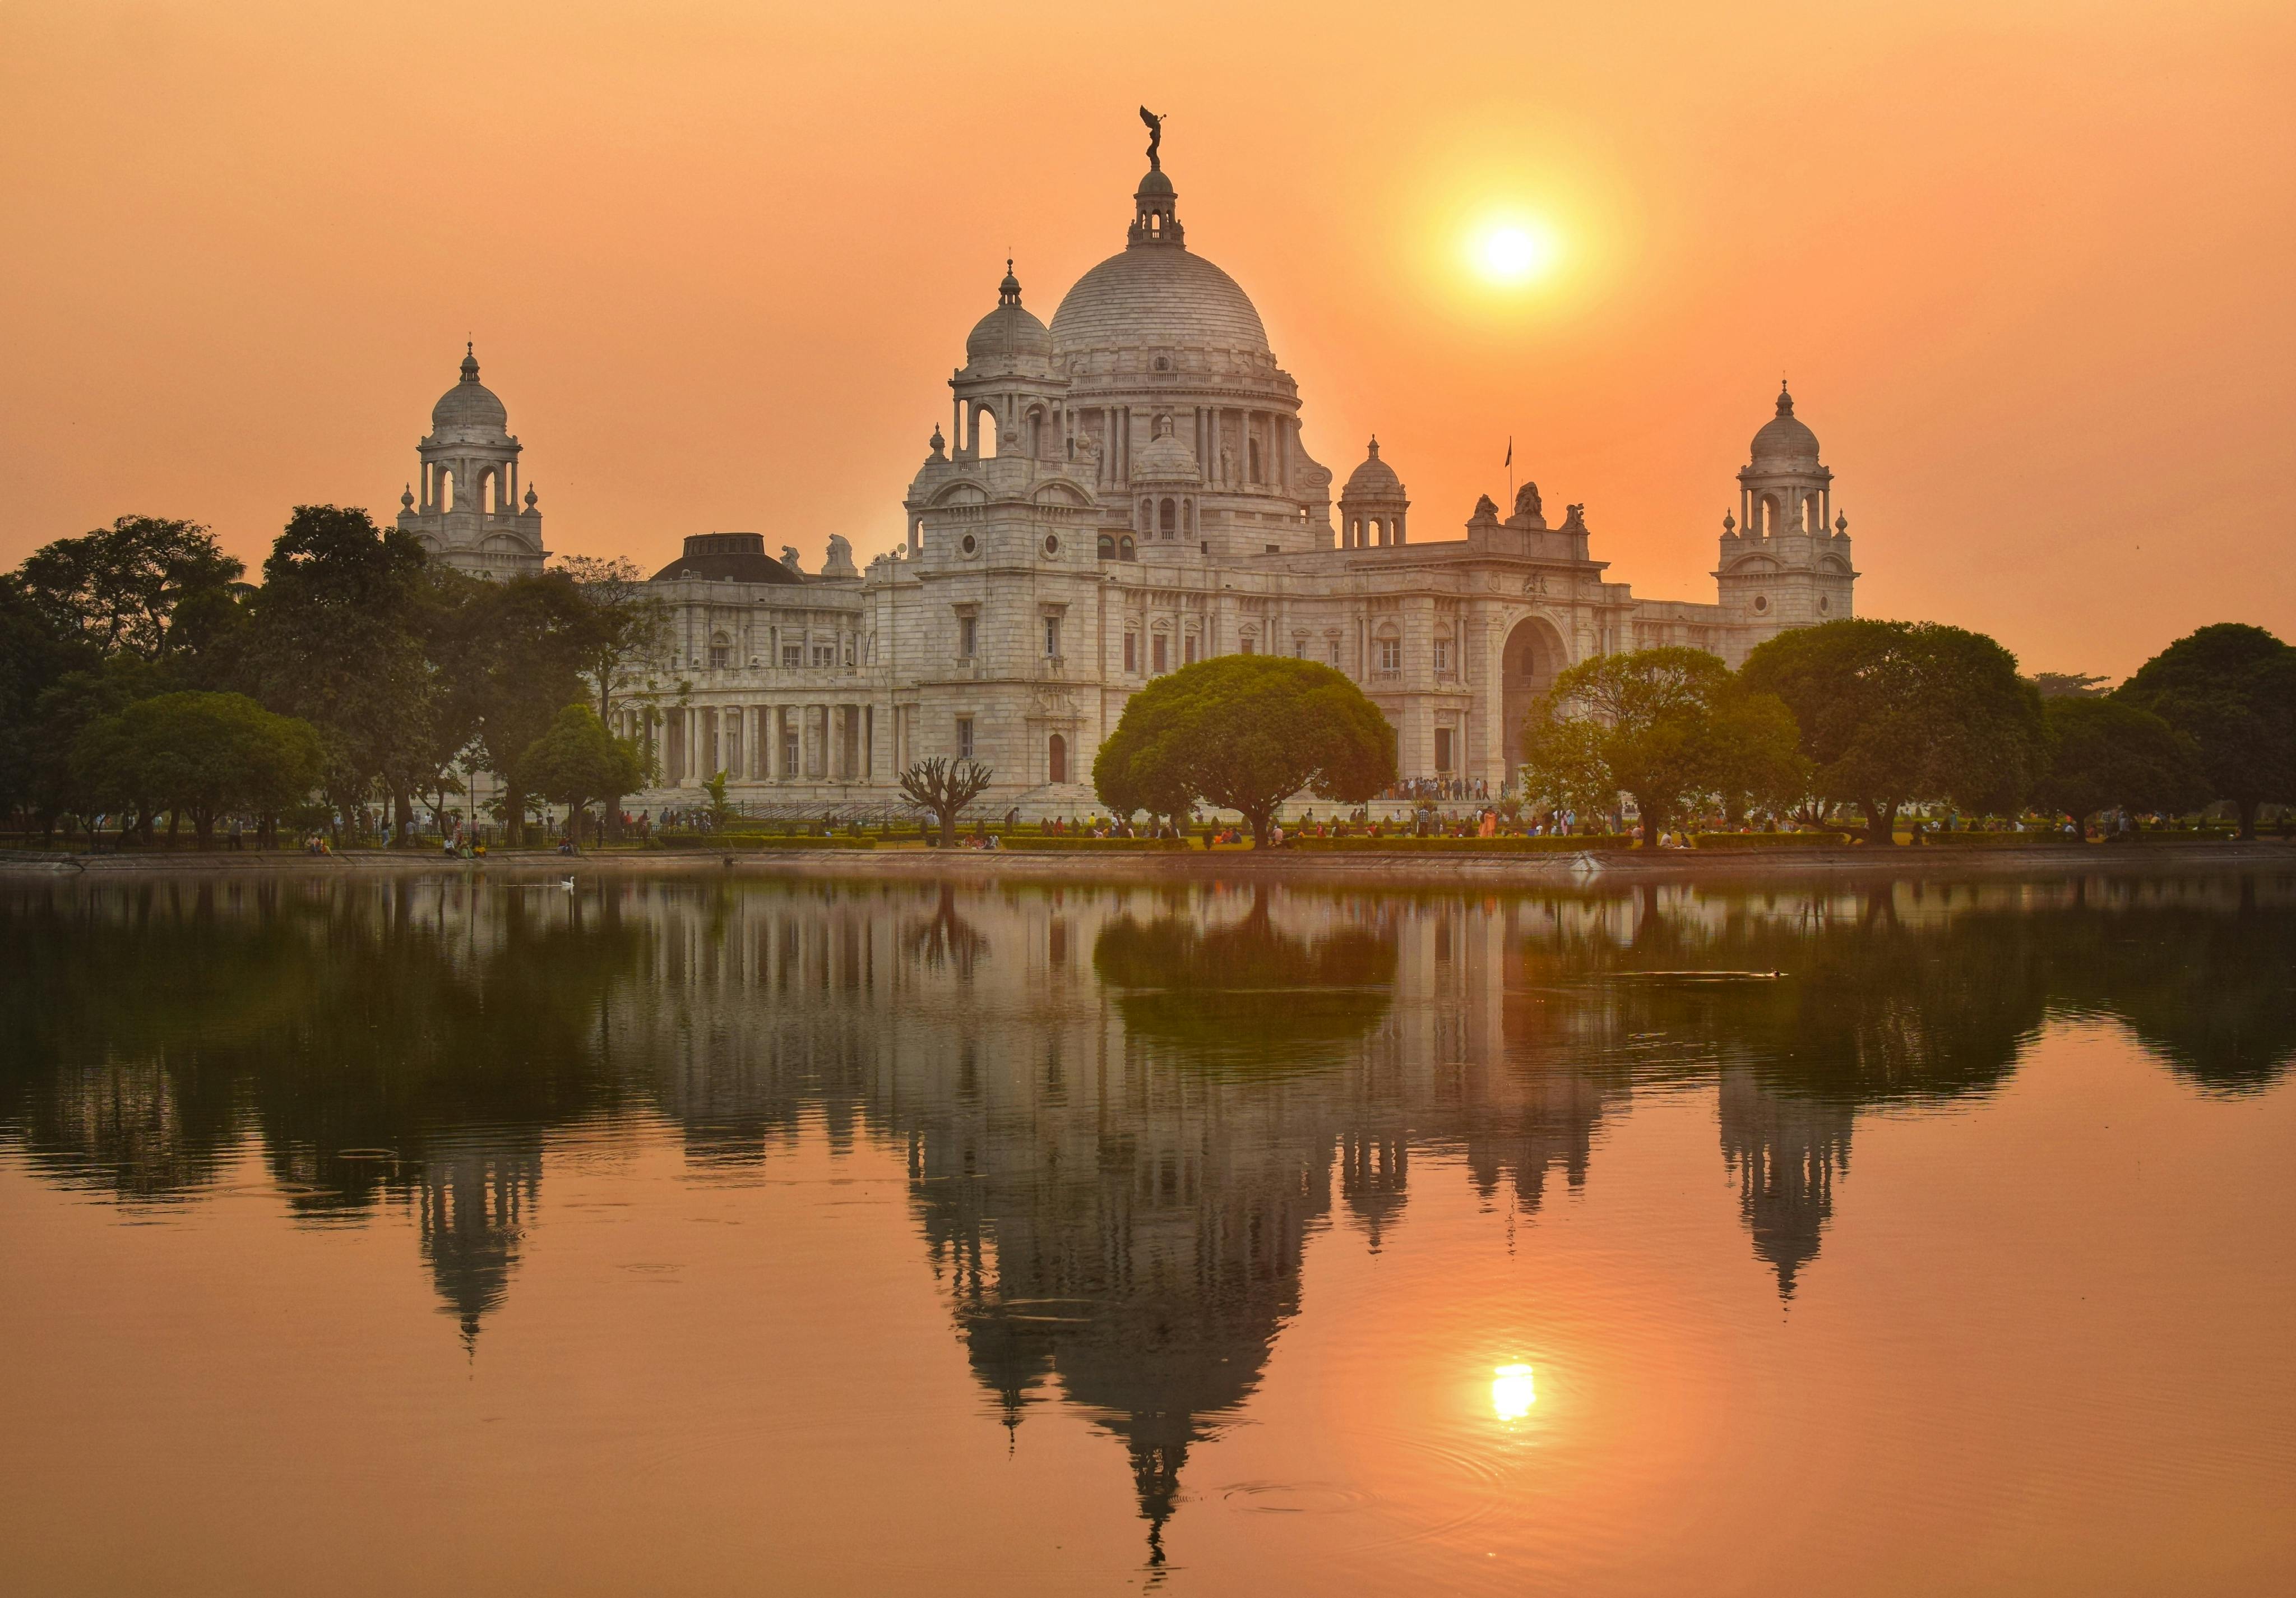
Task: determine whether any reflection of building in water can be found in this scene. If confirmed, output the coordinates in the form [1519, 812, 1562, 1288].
[415, 1134, 543, 1348]
[1716, 1066, 1854, 1297]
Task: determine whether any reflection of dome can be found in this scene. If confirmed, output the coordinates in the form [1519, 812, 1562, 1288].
[432, 347, 508, 433]
[1750, 382, 1821, 468]
[650, 532, 805, 585]
[1343, 437, 1402, 498]
[966, 263, 1050, 364]
[1052, 247, 1269, 355]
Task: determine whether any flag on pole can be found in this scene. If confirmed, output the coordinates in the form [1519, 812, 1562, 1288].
[1505, 437, 1513, 468]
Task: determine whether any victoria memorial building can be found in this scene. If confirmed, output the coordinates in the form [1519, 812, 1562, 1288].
[396, 132, 1859, 816]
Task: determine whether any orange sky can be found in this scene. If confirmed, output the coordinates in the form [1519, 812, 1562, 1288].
[3, 1, 2290, 678]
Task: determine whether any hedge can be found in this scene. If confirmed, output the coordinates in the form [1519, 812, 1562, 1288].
[658, 832, 877, 850]
[1288, 834, 1637, 853]
[1694, 832, 1851, 849]
[998, 835, 1189, 852]
[1920, 830, 2071, 849]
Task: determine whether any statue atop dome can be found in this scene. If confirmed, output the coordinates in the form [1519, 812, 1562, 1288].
[1139, 105, 1163, 171]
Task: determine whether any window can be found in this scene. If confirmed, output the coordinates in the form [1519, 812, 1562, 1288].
[813, 644, 835, 667]
[1159, 498, 1176, 537]
[956, 717, 975, 760]
[709, 645, 729, 668]
[1119, 535, 1135, 561]
[781, 722, 799, 775]
[1432, 635, 1451, 673]
[1328, 639, 1341, 667]
[1240, 634, 1255, 655]
[1378, 636, 1401, 672]
[1753, 594, 1770, 613]
[1265, 543, 1280, 554]
[1184, 636, 1199, 666]
[1152, 634, 1168, 673]
[1044, 616, 1061, 657]
[1435, 727, 1454, 772]
[1124, 633, 1137, 672]
[1098, 533, 1115, 560]
[781, 644, 800, 668]
[960, 615, 977, 657]
[1293, 637, 1306, 659]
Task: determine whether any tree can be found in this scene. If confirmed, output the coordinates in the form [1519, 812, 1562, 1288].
[1520, 646, 1805, 844]
[27, 655, 160, 843]
[1740, 618, 2049, 844]
[2033, 696, 2205, 825]
[16, 516, 243, 661]
[1093, 656, 1395, 846]
[2028, 671, 2111, 700]
[554, 555, 673, 837]
[460, 573, 594, 846]
[2116, 623, 2296, 839]
[521, 705, 644, 846]
[899, 756, 995, 846]
[0, 578, 94, 829]
[73, 692, 323, 847]
[243, 506, 434, 838]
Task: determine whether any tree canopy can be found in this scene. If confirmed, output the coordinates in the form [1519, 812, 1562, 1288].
[2116, 623, 2295, 838]
[1520, 646, 1806, 843]
[1740, 618, 2048, 843]
[73, 691, 323, 845]
[2032, 696, 2204, 823]
[1093, 655, 1396, 845]
[520, 704, 644, 837]
[16, 516, 243, 660]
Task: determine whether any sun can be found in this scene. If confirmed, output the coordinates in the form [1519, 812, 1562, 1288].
[1469, 219, 1561, 287]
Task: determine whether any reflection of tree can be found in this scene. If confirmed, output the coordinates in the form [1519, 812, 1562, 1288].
[1092, 891, 1395, 1070]
[904, 883, 987, 979]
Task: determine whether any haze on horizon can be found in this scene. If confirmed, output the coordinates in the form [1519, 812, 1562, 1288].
[2, 0, 2289, 679]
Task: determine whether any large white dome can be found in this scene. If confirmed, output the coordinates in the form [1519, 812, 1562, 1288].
[1050, 236, 1269, 356]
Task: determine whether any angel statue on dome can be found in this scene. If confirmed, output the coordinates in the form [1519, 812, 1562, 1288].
[1140, 107, 1163, 170]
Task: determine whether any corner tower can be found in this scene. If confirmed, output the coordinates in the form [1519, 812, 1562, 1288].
[396, 345, 547, 578]
[1714, 383, 1856, 660]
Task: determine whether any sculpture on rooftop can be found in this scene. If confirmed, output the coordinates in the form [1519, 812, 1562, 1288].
[1140, 106, 1163, 170]
[1513, 482, 1542, 520]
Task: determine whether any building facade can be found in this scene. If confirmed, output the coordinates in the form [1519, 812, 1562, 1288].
[423, 136, 1859, 813]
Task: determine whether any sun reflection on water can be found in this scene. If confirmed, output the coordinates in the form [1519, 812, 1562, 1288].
[1491, 1363, 1536, 1422]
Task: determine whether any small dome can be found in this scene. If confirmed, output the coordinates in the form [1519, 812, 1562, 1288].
[1136, 168, 1175, 198]
[1751, 382, 1821, 468]
[1132, 418, 1201, 483]
[1342, 437, 1403, 499]
[966, 261, 1050, 364]
[432, 345, 508, 434]
[650, 532, 805, 586]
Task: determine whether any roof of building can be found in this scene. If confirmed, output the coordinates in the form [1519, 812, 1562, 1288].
[1050, 172, 1269, 355]
[1750, 382, 1821, 468]
[650, 532, 806, 585]
[1132, 423, 1202, 483]
[966, 262, 1052, 364]
[1341, 437, 1404, 499]
[431, 346, 509, 434]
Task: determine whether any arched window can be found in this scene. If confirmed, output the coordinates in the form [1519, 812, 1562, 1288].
[973, 401, 998, 458]
[1119, 535, 1136, 561]
[1758, 494, 1779, 536]
[1025, 408, 1044, 459]
[1805, 495, 1823, 534]
[1098, 533, 1115, 560]
[438, 468, 456, 512]
[1159, 498, 1176, 535]
[1049, 733, 1067, 784]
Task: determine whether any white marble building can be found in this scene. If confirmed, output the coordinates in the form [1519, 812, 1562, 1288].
[396, 345, 549, 577]
[454, 135, 1860, 814]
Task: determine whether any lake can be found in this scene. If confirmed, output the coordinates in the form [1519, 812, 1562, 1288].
[2, 870, 2292, 1595]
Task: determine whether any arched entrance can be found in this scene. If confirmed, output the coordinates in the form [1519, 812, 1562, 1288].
[1049, 733, 1067, 784]
[1499, 616, 1571, 787]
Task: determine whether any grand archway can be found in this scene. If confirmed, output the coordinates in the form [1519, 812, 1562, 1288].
[1499, 615, 1571, 787]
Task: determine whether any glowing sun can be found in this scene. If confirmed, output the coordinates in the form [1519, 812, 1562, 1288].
[1470, 220, 1561, 286]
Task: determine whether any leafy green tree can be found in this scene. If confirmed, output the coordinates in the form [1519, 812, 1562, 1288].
[72, 692, 323, 847]
[243, 506, 433, 838]
[1093, 656, 1395, 846]
[16, 516, 243, 661]
[1520, 646, 1804, 844]
[521, 704, 644, 846]
[554, 555, 673, 837]
[2116, 623, 2296, 839]
[899, 756, 995, 846]
[2033, 696, 2205, 824]
[2027, 671, 2110, 700]
[28, 655, 162, 843]
[1740, 618, 2049, 844]
[462, 574, 595, 846]
[0, 579, 94, 829]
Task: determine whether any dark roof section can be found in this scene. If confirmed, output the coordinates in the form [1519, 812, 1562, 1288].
[650, 532, 806, 585]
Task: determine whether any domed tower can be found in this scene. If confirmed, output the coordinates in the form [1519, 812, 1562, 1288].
[396, 345, 547, 578]
[1046, 121, 1332, 558]
[1714, 382, 1857, 661]
[1337, 437, 1408, 548]
[949, 261, 1065, 464]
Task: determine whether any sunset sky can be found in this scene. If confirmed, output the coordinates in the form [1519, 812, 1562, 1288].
[3, 1, 2289, 678]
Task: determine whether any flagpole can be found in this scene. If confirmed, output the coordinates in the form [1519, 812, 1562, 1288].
[1506, 436, 1514, 515]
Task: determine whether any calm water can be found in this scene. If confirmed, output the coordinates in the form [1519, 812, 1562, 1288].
[3, 870, 2293, 1595]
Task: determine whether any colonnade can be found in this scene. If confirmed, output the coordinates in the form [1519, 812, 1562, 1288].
[636, 702, 879, 787]
[1083, 403, 1299, 492]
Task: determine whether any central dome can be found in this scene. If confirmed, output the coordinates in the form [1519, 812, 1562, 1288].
[1052, 248, 1269, 355]
[432, 347, 508, 434]
[1750, 382, 1821, 468]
